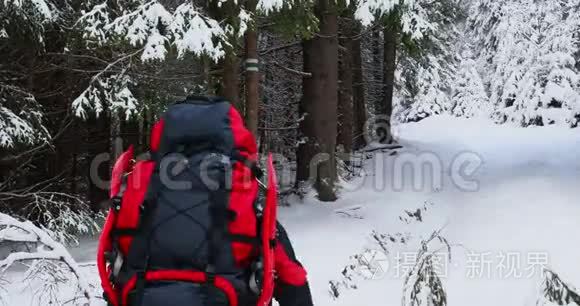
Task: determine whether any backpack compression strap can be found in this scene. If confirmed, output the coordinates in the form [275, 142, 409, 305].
[98, 146, 134, 306]
[122, 162, 161, 306]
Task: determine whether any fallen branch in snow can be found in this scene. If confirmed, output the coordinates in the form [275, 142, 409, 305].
[328, 229, 413, 299]
[0, 213, 96, 305]
[399, 201, 435, 224]
[360, 144, 403, 153]
[330, 203, 450, 301]
[334, 206, 364, 219]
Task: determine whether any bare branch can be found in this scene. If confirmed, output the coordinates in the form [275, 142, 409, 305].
[0, 118, 74, 167]
[272, 61, 312, 77]
[258, 125, 299, 131]
[259, 41, 301, 55]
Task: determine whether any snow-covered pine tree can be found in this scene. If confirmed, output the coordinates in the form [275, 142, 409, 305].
[468, 0, 580, 127]
[450, 52, 491, 118]
[399, 54, 455, 122]
[394, 0, 463, 123]
[75, 0, 300, 120]
[0, 86, 47, 148]
[75, 0, 228, 118]
[0, 0, 63, 148]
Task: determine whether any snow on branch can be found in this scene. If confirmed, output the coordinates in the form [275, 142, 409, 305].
[79, 1, 226, 62]
[329, 202, 439, 299]
[169, 3, 226, 61]
[0, 213, 96, 305]
[76, 2, 110, 45]
[0, 84, 48, 148]
[450, 57, 491, 119]
[355, 0, 399, 26]
[401, 227, 451, 306]
[3, 0, 56, 21]
[400, 0, 435, 40]
[1, 0, 62, 43]
[74, 1, 227, 118]
[470, 0, 580, 127]
[106, 1, 173, 61]
[73, 68, 139, 120]
[0, 106, 39, 148]
[355, 0, 434, 40]
[257, 0, 288, 14]
[537, 268, 580, 306]
[0, 191, 101, 245]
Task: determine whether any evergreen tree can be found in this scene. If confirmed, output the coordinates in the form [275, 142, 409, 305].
[0, 0, 63, 148]
[450, 53, 491, 118]
[468, 0, 580, 127]
[394, 0, 463, 123]
[356, 0, 463, 126]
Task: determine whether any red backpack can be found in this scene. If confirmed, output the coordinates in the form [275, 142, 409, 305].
[97, 97, 278, 306]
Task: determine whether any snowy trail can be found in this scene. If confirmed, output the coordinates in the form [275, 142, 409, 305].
[62, 116, 580, 306]
[280, 116, 580, 306]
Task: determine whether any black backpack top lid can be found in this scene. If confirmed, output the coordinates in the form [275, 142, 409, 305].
[157, 99, 235, 156]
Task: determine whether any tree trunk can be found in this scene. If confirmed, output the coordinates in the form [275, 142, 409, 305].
[296, 0, 338, 201]
[110, 110, 121, 165]
[337, 18, 354, 153]
[296, 40, 315, 185]
[202, 56, 215, 96]
[381, 25, 397, 141]
[244, 0, 259, 137]
[86, 113, 110, 212]
[138, 110, 145, 152]
[372, 27, 383, 114]
[208, 0, 240, 108]
[352, 21, 368, 150]
[220, 49, 240, 110]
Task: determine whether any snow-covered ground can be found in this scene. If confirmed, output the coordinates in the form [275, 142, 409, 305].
[284, 115, 580, 306]
[8, 115, 580, 306]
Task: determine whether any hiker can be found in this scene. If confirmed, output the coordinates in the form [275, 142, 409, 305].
[137, 222, 313, 306]
[97, 96, 313, 306]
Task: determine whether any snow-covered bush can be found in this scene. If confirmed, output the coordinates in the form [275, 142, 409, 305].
[0, 190, 101, 245]
[402, 228, 450, 306]
[537, 268, 580, 306]
[0, 213, 96, 305]
[329, 201, 448, 302]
